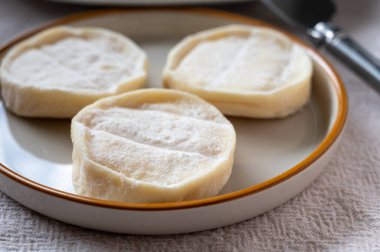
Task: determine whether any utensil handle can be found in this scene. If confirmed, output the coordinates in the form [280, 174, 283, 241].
[309, 22, 380, 94]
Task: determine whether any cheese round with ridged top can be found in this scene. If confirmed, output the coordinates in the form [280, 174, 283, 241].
[0, 26, 147, 118]
[71, 89, 236, 203]
[163, 25, 313, 118]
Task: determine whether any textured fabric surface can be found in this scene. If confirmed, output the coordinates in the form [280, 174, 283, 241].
[1, 0, 380, 251]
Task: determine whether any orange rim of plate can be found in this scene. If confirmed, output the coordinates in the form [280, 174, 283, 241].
[0, 8, 348, 211]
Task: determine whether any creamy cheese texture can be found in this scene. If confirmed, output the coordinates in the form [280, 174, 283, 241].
[163, 25, 313, 118]
[176, 35, 294, 92]
[0, 26, 147, 118]
[10, 36, 142, 91]
[71, 89, 236, 203]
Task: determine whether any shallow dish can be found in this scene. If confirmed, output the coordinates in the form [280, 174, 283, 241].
[0, 8, 347, 234]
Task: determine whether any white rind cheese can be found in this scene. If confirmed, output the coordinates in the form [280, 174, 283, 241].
[71, 89, 236, 203]
[0, 26, 147, 118]
[163, 25, 313, 118]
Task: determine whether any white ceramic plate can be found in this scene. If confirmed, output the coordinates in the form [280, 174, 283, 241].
[0, 9, 347, 234]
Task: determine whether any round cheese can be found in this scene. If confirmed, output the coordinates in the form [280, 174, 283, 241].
[163, 25, 313, 118]
[71, 89, 236, 203]
[0, 26, 147, 118]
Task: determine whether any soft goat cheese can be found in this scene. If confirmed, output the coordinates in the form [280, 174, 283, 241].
[71, 89, 236, 203]
[0, 26, 147, 118]
[163, 25, 313, 118]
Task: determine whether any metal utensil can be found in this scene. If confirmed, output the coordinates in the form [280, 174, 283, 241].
[263, 0, 380, 94]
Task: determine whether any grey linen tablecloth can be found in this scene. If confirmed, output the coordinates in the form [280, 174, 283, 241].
[0, 0, 379, 251]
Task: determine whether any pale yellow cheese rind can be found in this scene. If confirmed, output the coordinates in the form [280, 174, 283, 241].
[163, 25, 313, 118]
[0, 26, 147, 118]
[71, 89, 236, 203]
